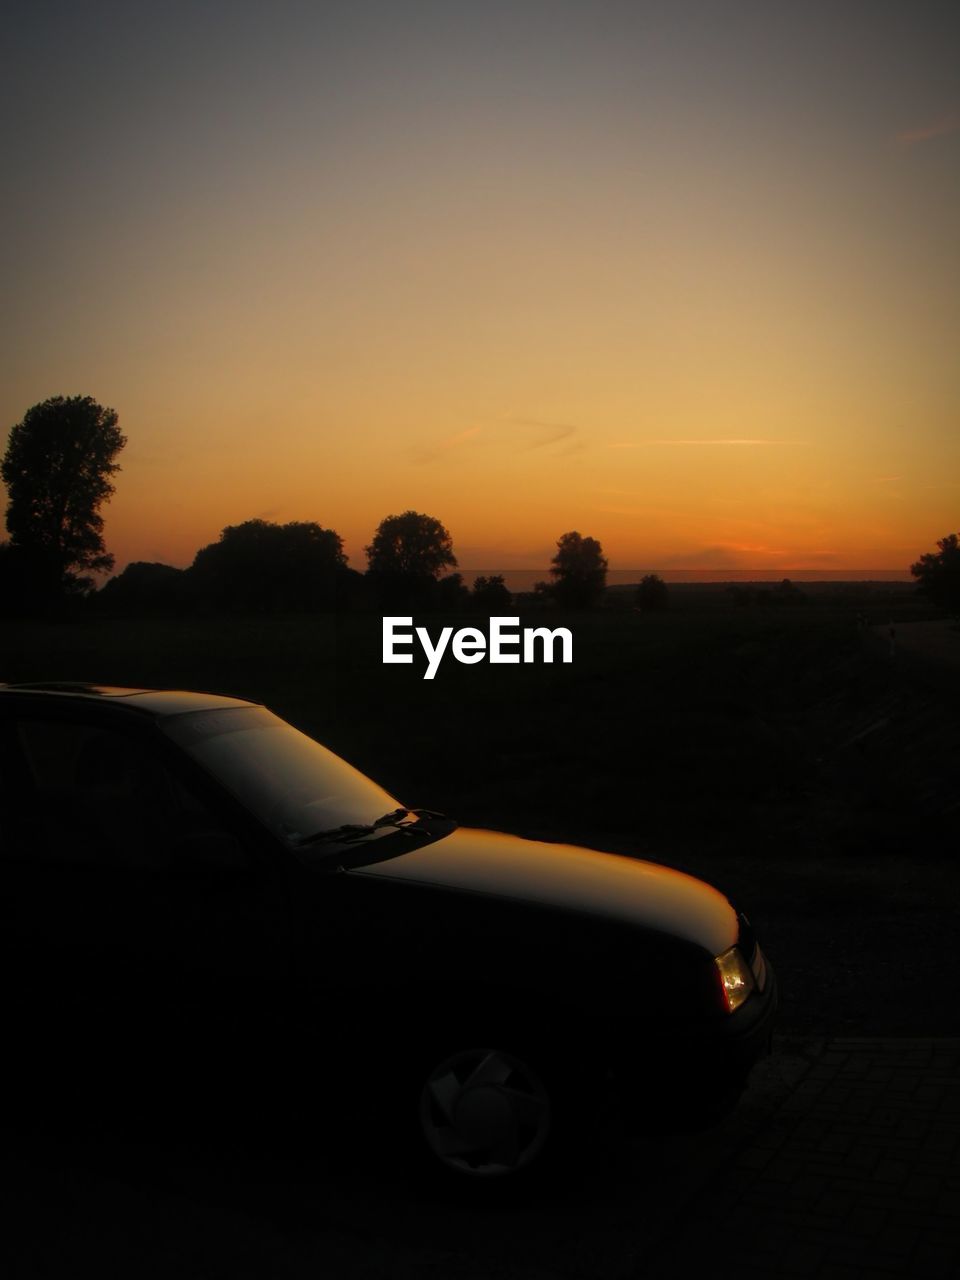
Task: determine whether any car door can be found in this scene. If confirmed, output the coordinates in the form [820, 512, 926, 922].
[1, 705, 299, 1109]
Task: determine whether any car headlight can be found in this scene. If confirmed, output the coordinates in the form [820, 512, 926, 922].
[715, 946, 756, 1013]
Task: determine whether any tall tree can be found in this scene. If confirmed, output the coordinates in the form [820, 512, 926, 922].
[366, 511, 457, 578]
[1, 395, 126, 600]
[366, 511, 458, 610]
[547, 530, 608, 608]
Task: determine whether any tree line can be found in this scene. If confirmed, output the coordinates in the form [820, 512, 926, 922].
[3, 394, 958, 618]
[0, 395, 617, 618]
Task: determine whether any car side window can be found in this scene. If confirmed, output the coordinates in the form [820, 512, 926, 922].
[16, 718, 249, 871]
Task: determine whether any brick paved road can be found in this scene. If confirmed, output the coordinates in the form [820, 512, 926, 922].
[4, 1039, 958, 1278]
[643, 1038, 960, 1279]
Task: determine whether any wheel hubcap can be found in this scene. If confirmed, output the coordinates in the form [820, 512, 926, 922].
[419, 1048, 551, 1176]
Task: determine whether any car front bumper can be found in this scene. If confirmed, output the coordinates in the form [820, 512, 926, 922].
[605, 955, 779, 1130]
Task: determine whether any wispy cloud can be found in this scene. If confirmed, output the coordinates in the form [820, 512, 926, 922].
[408, 417, 585, 464]
[407, 426, 481, 465]
[510, 418, 580, 451]
[408, 416, 585, 464]
[893, 111, 960, 147]
[609, 438, 785, 448]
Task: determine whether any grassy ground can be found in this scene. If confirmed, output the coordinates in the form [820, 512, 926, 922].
[3, 593, 958, 1035]
[3, 598, 952, 847]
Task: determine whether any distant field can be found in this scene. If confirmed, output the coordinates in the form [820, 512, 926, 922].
[3, 598, 951, 855]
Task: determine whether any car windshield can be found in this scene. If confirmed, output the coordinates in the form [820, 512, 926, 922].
[162, 706, 402, 849]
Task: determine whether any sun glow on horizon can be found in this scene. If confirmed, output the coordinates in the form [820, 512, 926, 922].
[2, 3, 957, 579]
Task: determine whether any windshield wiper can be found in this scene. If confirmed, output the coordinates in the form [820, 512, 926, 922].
[297, 807, 413, 848]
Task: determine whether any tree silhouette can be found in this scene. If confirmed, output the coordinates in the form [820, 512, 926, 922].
[436, 572, 470, 610]
[635, 573, 669, 611]
[546, 531, 608, 608]
[0, 539, 35, 617]
[1, 395, 125, 603]
[96, 561, 188, 616]
[366, 510, 457, 578]
[190, 519, 350, 613]
[471, 574, 513, 611]
[366, 510, 457, 608]
[911, 532, 960, 613]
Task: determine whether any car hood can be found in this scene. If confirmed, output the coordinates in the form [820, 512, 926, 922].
[350, 827, 738, 956]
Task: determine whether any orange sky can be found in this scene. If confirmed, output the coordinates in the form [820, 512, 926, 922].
[2, 4, 958, 576]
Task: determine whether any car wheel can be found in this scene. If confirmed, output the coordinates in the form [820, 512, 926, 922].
[417, 1046, 553, 1179]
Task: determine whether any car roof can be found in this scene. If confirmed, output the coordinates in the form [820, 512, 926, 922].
[0, 682, 261, 718]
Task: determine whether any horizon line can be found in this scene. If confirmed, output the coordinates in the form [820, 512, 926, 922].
[456, 567, 912, 572]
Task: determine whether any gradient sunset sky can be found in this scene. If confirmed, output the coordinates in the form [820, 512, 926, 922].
[2, 1, 958, 576]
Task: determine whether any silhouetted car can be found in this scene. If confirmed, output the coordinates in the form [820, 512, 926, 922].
[1, 683, 776, 1180]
